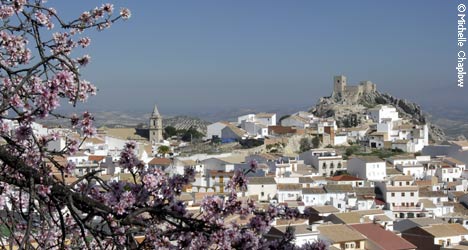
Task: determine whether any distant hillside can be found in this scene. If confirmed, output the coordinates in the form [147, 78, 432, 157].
[162, 116, 209, 134]
[42, 111, 209, 134]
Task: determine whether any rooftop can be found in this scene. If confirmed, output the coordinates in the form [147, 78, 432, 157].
[390, 175, 414, 182]
[350, 223, 416, 250]
[302, 187, 326, 194]
[256, 113, 275, 118]
[420, 223, 468, 237]
[352, 156, 385, 163]
[277, 183, 302, 191]
[318, 224, 366, 243]
[324, 184, 354, 193]
[148, 157, 171, 166]
[328, 175, 363, 182]
[308, 205, 339, 214]
[248, 177, 276, 185]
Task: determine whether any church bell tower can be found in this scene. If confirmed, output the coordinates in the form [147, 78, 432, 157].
[149, 104, 163, 143]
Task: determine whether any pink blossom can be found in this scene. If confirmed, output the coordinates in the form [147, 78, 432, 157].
[37, 184, 51, 197]
[102, 3, 114, 14]
[120, 8, 131, 20]
[77, 37, 91, 48]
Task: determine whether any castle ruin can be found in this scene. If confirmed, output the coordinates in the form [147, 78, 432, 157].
[332, 75, 377, 103]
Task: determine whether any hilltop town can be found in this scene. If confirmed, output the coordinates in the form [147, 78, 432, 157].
[7, 76, 468, 249]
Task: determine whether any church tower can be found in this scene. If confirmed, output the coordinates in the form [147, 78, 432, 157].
[149, 104, 163, 143]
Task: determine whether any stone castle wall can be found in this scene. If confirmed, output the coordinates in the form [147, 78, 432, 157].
[332, 76, 376, 102]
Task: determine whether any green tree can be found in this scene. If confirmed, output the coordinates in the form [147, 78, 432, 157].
[299, 138, 312, 152]
[181, 127, 204, 142]
[164, 126, 177, 138]
[157, 145, 171, 155]
[312, 136, 321, 148]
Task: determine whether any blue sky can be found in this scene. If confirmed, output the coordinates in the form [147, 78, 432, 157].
[50, 1, 463, 115]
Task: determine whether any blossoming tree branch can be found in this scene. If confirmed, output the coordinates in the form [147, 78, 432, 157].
[0, 1, 326, 249]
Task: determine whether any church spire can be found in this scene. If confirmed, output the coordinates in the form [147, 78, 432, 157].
[152, 104, 160, 117]
[149, 104, 163, 144]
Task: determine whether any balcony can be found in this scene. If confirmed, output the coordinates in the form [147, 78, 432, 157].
[392, 205, 423, 212]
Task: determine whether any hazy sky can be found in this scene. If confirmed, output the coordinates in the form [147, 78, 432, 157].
[51, 1, 464, 115]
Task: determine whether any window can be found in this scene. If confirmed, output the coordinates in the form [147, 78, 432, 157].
[261, 192, 264, 197]
[401, 192, 405, 197]
[391, 193, 395, 197]
[399, 182, 402, 186]
[322, 162, 327, 169]
[338, 204, 341, 208]
[410, 192, 414, 197]
[338, 163, 342, 169]
[406, 181, 410, 185]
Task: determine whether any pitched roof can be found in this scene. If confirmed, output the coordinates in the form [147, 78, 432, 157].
[352, 156, 385, 163]
[420, 224, 468, 237]
[248, 177, 276, 185]
[298, 177, 314, 183]
[354, 187, 376, 196]
[328, 175, 363, 182]
[88, 155, 106, 162]
[302, 187, 326, 194]
[350, 223, 416, 250]
[405, 217, 446, 227]
[148, 157, 171, 166]
[256, 113, 275, 118]
[324, 184, 354, 193]
[287, 115, 309, 123]
[308, 205, 339, 214]
[277, 183, 302, 191]
[318, 224, 366, 243]
[268, 224, 315, 237]
[450, 140, 468, 149]
[105, 128, 148, 141]
[83, 137, 105, 144]
[444, 157, 466, 165]
[328, 212, 370, 224]
[223, 124, 247, 138]
[419, 190, 446, 197]
[419, 199, 436, 209]
[391, 175, 414, 181]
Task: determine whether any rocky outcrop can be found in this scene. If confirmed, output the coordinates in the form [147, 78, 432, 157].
[311, 91, 446, 142]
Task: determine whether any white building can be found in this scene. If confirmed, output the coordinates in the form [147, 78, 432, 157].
[368, 105, 400, 123]
[299, 149, 346, 177]
[280, 115, 310, 128]
[396, 164, 425, 179]
[347, 156, 386, 181]
[237, 113, 276, 127]
[247, 177, 277, 201]
[435, 166, 462, 183]
[302, 187, 328, 206]
[240, 120, 269, 138]
[375, 175, 426, 219]
[205, 121, 229, 140]
[277, 184, 302, 202]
